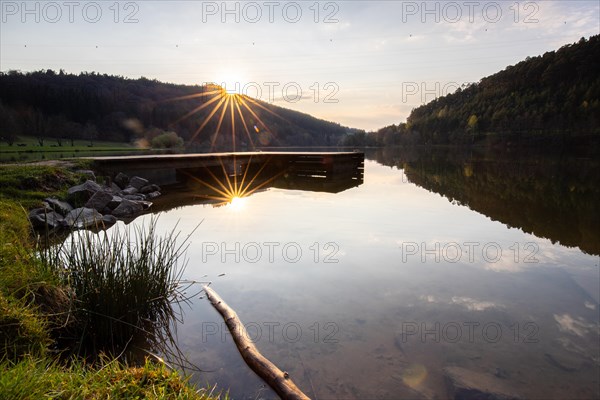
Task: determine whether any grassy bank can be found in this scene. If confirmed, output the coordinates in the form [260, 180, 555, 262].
[0, 163, 217, 399]
[0, 357, 214, 399]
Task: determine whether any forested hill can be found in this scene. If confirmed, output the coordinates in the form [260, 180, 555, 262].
[0, 71, 350, 150]
[353, 35, 600, 147]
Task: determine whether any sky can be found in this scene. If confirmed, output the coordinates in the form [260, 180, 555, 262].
[1, 0, 599, 131]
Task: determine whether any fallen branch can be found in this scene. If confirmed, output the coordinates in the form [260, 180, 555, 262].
[203, 285, 311, 400]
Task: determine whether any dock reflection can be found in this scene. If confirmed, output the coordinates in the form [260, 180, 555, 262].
[148, 153, 364, 211]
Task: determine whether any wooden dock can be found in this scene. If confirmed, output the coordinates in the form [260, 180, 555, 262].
[89, 151, 364, 189]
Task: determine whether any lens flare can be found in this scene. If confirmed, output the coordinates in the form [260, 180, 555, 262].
[179, 155, 284, 210]
[164, 82, 289, 152]
[163, 79, 293, 209]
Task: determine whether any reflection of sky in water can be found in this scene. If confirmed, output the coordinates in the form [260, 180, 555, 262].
[128, 160, 599, 399]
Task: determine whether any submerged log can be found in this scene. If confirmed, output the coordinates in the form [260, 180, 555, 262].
[203, 285, 310, 400]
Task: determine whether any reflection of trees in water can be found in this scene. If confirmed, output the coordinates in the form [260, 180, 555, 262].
[369, 147, 600, 256]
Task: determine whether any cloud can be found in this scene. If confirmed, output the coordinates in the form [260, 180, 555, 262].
[419, 294, 502, 311]
[451, 296, 501, 311]
[554, 313, 599, 337]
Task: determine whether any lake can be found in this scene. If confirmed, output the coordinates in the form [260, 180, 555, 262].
[123, 147, 599, 399]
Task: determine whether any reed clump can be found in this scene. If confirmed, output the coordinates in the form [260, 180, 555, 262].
[43, 218, 193, 358]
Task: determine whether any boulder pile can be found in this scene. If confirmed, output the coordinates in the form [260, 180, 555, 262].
[29, 172, 162, 230]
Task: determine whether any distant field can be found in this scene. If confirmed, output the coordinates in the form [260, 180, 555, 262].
[0, 136, 147, 163]
[1, 135, 136, 152]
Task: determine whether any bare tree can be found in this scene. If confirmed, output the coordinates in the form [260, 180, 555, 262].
[84, 123, 98, 147]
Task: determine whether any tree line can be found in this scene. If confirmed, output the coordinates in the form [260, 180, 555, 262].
[344, 35, 600, 148]
[0, 70, 350, 150]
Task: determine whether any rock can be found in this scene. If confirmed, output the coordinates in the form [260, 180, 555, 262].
[129, 176, 149, 190]
[140, 184, 161, 194]
[101, 214, 118, 227]
[146, 191, 161, 200]
[76, 169, 96, 181]
[67, 180, 103, 206]
[107, 196, 123, 210]
[110, 183, 122, 193]
[494, 368, 510, 379]
[137, 201, 153, 210]
[111, 199, 144, 218]
[120, 186, 138, 196]
[29, 207, 51, 218]
[444, 366, 522, 400]
[544, 352, 581, 372]
[64, 207, 104, 229]
[114, 172, 129, 189]
[44, 197, 73, 215]
[123, 194, 146, 202]
[29, 208, 64, 229]
[394, 332, 409, 356]
[84, 190, 114, 212]
[28, 170, 163, 231]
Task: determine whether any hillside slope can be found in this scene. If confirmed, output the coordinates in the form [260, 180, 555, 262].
[352, 35, 600, 147]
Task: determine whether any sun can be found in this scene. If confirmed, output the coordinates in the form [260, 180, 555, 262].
[214, 69, 246, 95]
[229, 196, 247, 211]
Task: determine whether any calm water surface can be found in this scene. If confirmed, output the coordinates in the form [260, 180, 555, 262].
[129, 149, 599, 399]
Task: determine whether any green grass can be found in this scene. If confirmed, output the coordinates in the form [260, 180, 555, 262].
[0, 293, 50, 361]
[0, 164, 89, 208]
[0, 357, 222, 400]
[0, 135, 136, 153]
[0, 135, 146, 163]
[0, 199, 61, 305]
[0, 199, 56, 361]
